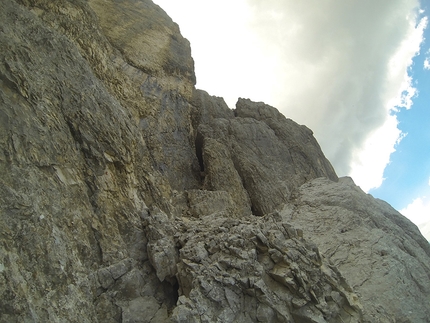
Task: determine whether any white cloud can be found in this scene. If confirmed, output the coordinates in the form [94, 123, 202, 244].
[349, 115, 404, 191]
[153, 0, 273, 108]
[424, 58, 430, 70]
[400, 196, 430, 240]
[400, 196, 430, 225]
[154, 0, 425, 190]
[399, 178, 430, 240]
[418, 221, 430, 242]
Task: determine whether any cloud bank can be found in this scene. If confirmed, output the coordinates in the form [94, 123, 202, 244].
[154, 0, 425, 191]
[400, 195, 430, 226]
[399, 177, 430, 240]
[244, 0, 426, 188]
[400, 195, 430, 240]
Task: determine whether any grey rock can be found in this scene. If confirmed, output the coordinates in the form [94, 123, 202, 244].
[122, 296, 161, 323]
[185, 189, 236, 218]
[0, 0, 429, 322]
[171, 212, 363, 323]
[199, 137, 252, 217]
[0, 1, 181, 322]
[193, 96, 338, 216]
[281, 177, 430, 322]
[144, 210, 179, 282]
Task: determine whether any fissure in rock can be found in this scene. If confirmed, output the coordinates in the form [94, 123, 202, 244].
[195, 132, 205, 173]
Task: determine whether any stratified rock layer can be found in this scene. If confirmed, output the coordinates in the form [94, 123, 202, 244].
[0, 1, 429, 322]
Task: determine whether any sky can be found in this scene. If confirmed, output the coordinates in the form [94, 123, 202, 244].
[153, 0, 430, 240]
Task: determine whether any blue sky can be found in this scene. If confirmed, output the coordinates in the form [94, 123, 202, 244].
[371, 3, 430, 236]
[371, 52, 430, 211]
[154, 0, 430, 240]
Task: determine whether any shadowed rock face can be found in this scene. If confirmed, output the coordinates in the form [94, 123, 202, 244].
[194, 96, 338, 216]
[0, 1, 428, 322]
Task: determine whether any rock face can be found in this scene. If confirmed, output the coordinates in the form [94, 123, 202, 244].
[0, 1, 429, 323]
[282, 177, 430, 323]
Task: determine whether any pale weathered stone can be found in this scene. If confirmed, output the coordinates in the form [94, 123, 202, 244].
[171, 213, 363, 323]
[185, 189, 236, 218]
[191, 96, 338, 216]
[282, 177, 430, 322]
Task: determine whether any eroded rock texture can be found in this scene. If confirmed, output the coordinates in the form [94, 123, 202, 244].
[282, 177, 430, 322]
[0, 0, 429, 322]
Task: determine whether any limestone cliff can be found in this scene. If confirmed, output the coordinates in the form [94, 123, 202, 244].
[0, 1, 429, 322]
